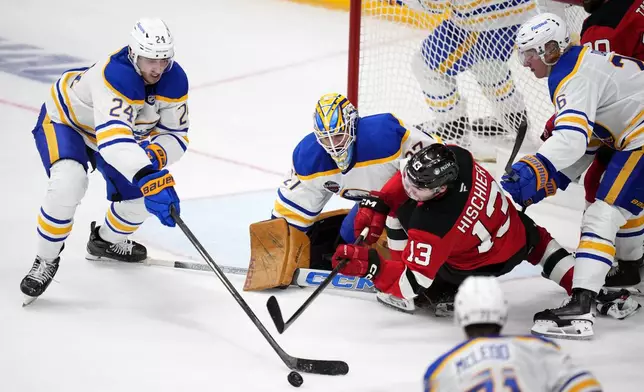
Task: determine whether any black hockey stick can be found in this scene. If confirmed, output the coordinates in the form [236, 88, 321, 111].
[266, 228, 368, 334]
[504, 118, 528, 182]
[170, 207, 349, 376]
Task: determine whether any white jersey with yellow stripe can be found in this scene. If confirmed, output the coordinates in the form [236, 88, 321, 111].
[272, 114, 441, 231]
[423, 335, 602, 392]
[43, 46, 189, 182]
[400, 0, 567, 31]
[540, 46, 644, 176]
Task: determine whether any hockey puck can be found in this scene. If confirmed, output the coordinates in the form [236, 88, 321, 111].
[287, 371, 303, 387]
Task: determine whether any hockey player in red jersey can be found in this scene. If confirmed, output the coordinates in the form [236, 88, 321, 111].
[329, 144, 578, 314]
[540, 0, 644, 288]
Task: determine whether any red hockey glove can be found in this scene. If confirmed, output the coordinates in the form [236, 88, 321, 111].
[331, 244, 382, 280]
[541, 114, 556, 141]
[354, 194, 390, 245]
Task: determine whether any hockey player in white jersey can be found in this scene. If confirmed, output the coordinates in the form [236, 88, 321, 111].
[502, 13, 643, 338]
[423, 276, 602, 391]
[20, 18, 188, 304]
[400, 0, 566, 140]
[243, 93, 441, 292]
[267, 93, 440, 265]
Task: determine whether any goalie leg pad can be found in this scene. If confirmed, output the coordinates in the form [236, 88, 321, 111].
[244, 210, 351, 291]
[244, 218, 310, 291]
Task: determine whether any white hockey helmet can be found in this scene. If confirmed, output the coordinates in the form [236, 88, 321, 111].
[454, 276, 508, 328]
[516, 12, 570, 64]
[128, 18, 175, 74]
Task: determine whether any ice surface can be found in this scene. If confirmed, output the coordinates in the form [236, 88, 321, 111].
[1, 1, 642, 390]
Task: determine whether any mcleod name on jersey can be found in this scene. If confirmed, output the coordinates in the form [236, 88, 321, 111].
[424, 335, 601, 391]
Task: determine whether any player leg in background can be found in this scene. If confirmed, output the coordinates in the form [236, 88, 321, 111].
[85, 153, 149, 263]
[588, 148, 644, 289]
[21, 106, 91, 300]
[411, 20, 471, 142]
[534, 150, 644, 338]
[604, 209, 644, 289]
[469, 25, 528, 137]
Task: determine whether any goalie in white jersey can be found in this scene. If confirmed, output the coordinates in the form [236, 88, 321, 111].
[502, 13, 643, 339]
[271, 93, 440, 262]
[424, 276, 602, 391]
[20, 18, 188, 304]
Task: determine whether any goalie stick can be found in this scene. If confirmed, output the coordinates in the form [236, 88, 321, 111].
[170, 207, 349, 376]
[266, 228, 368, 334]
[145, 258, 377, 293]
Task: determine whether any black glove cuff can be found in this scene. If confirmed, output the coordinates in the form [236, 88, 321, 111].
[359, 196, 390, 215]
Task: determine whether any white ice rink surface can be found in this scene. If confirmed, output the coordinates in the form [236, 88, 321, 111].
[1, 1, 643, 390]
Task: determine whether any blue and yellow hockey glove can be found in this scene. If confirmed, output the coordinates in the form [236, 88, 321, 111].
[136, 168, 180, 227]
[501, 153, 559, 207]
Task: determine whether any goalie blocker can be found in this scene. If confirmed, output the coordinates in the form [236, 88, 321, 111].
[244, 210, 391, 291]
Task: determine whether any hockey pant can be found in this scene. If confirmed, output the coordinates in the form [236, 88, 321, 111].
[33, 105, 149, 260]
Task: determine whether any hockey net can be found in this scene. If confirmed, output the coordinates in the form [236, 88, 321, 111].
[348, 0, 588, 161]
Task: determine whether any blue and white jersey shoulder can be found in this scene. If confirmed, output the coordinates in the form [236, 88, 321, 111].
[43, 46, 190, 181]
[540, 45, 644, 177]
[272, 113, 441, 231]
[423, 335, 601, 392]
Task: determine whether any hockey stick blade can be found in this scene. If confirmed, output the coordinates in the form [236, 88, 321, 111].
[266, 295, 286, 334]
[295, 357, 349, 375]
[170, 207, 348, 375]
[267, 228, 368, 334]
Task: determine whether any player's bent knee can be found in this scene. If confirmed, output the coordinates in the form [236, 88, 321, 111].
[47, 159, 88, 206]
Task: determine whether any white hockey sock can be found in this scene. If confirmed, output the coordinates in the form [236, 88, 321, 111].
[36, 160, 88, 260]
[98, 198, 148, 244]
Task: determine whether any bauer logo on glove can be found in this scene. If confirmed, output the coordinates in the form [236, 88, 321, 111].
[140, 172, 175, 196]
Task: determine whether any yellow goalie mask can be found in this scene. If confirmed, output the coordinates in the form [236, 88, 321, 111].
[313, 93, 358, 171]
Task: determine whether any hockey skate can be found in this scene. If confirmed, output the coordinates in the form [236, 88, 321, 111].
[531, 288, 596, 340]
[20, 256, 60, 306]
[596, 288, 641, 320]
[376, 291, 416, 314]
[603, 258, 644, 296]
[86, 221, 147, 263]
[376, 290, 454, 317]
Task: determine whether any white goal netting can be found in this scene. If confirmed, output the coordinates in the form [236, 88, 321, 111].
[351, 0, 588, 160]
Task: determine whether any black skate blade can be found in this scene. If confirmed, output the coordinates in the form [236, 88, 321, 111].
[22, 295, 38, 307]
[531, 320, 593, 340]
[85, 253, 146, 264]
